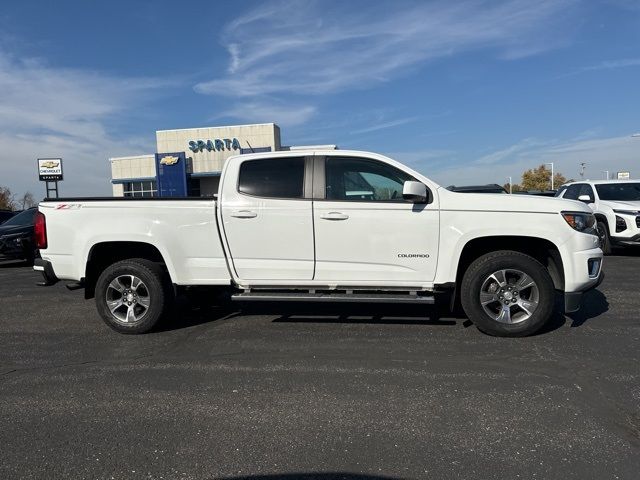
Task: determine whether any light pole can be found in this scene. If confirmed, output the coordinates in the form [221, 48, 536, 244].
[603, 170, 609, 180]
[545, 162, 554, 190]
[579, 162, 586, 179]
[508, 176, 512, 194]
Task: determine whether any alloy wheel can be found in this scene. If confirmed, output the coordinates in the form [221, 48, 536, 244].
[479, 269, 540, 324]
[105, 275, 151, 325]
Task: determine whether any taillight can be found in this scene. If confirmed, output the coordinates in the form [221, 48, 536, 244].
[34, 211, 47, 249]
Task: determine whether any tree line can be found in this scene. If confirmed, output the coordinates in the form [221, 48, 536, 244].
[0, 186, 37, 211]
[504, 165, 570, 192]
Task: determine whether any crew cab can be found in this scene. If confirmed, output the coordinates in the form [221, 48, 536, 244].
[555, 180, 640, 254]
[33, 150, 603, 337]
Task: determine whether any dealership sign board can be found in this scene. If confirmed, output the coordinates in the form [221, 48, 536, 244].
[38, 158, 64, 181]
[617, 171, 630, 180]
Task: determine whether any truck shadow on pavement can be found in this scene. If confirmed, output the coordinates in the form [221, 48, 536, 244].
[160, 288, 609, 334]
[270, 303, 457, 327]
[534, 288, 609, 334]
[220, 474, 405, 480]
[564, 288, 609, 328]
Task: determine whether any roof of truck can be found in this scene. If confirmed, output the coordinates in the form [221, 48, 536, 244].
[562, 179, 638, 185]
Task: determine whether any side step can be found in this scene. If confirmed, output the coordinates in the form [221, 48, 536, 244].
[231, 291, 435, 304]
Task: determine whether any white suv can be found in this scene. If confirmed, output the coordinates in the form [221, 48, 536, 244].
[555, 180, 640, 254]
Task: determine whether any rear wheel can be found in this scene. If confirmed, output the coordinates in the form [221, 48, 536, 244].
[461, 251, 556, 337]
[95, 258, 172, 334]
[596, 220, 612, 255]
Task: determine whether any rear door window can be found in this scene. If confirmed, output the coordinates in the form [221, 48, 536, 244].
[238, 157, 305, 199]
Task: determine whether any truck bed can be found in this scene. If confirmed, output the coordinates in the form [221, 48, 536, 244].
[38, 197, 231, 285]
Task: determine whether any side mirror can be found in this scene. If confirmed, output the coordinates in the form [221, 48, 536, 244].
[578, 194, 593, 203]
[403, 181, 428, 203]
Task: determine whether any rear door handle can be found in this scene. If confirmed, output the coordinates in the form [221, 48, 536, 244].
[230, 210, 258, 219]
[320, 212, 349, 220]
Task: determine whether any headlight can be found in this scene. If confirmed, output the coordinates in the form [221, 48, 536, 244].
[613, 209, 639, 215]
[561, 211, 596, 232]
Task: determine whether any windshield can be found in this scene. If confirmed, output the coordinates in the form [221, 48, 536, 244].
[1, 209, 35, 227]
[595, 183, 640, 201]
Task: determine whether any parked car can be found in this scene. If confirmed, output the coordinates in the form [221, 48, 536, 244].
[513, 190, 557, 197]
[0, 207, 38, 263]
[34, 149, 602, 337]
[555, 180, 640, 254]
[0, 209, 17, 224]
[446, 184, 507, 193]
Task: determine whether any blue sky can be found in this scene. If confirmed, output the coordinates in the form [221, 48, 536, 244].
[1, 0, 640, 196]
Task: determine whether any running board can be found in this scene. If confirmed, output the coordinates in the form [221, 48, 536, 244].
[231, 291, 435, 304]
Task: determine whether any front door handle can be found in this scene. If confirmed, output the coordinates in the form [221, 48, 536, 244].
[320, 212, 349, 220]
[230, 210, 258, 219]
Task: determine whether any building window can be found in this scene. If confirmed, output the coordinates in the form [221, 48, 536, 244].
[123, 181, 157, 197]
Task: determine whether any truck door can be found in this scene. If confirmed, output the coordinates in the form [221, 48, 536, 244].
[313, 155, 439, 283]
[219, 155, 315, 281]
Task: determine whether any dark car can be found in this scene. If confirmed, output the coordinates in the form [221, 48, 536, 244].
[0, 208, 38, 263]
[0, 209, 17, 224]
[513, 190, 557, 197]
[446, 184, 508, 193]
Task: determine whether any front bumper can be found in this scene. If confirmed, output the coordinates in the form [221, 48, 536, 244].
[561, 238, 604, 313]
[611, 233, 640, 247]
[564, 271, 604, 313]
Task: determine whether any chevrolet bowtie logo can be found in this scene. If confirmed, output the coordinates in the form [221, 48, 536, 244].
[40, 160, 60, 168]
[160, 155, 179, 166]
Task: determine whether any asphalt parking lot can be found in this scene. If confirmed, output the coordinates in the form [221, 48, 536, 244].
[1, 254, 639, 480]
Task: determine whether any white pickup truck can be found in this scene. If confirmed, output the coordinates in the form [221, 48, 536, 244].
[33, 149, 604, 337]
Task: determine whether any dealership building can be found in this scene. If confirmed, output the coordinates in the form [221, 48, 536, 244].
[110, 123, 282, 197]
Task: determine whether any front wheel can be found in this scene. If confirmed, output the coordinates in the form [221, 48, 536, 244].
[95, 258, 173, 334]
[461, 251, 556, 337]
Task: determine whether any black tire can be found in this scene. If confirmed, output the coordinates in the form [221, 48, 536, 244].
[460, 251, 556, 337]
[596, 220, 612, 255]
[95, 258, 173, 334]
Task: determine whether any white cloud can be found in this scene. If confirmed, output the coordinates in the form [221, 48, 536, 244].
[424, 134, 640, 187]
[195, 0, 579, 98]
[562, 57, 640, 77]
[218, 100, 317, 127]
[350, 117, 418, 135]
[0, 48, 173, 197]
[475, 138, 550, 165]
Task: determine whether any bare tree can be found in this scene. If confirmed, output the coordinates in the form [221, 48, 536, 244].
[19, 192, 37, 209]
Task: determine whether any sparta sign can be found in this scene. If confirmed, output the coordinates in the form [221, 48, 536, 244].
[38, 158, 64, 181]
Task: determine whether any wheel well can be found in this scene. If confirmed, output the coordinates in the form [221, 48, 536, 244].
[594, 213, 608, 230]
[84, 242, 167, 299]
[456, 236, 565, 293]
